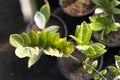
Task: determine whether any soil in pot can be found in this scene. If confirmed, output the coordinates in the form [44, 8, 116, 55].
[92, 28, 120, 48]
[26, 14, 67, 37]
[58, 49, 103, 80]
[60, 0, 95, 16]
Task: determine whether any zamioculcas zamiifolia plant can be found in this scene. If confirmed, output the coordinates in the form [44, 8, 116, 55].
[9, 30, 74, 68]
[89, 0, 120, 40]
[69, 21, 107, 76]
[9, 3, 75, 68]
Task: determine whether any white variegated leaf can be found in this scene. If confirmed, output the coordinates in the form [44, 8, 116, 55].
[34, 11, 46, 30]
[76, 45, 89, 51]
[43, 47, 63, 57]
[95, 8, 104, 14]
[45, 25, 59, 33]
[28, 51, 42, 68]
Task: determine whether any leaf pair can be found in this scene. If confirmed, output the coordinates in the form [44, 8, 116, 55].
[34, 3, 59, 33]
[34, 3, 50, 30]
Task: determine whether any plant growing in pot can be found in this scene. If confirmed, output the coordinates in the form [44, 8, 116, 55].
[58, 21, 107, 80]
[89, 0, 120, 49]
[57, 0, 96, 35]
[59, 0, 96, 17]
[26, 3, 67, 38]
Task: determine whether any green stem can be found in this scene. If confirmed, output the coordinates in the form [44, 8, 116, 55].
[70, 55, 80, 64]
[100, 27, 105, 40]
[86, 63, 107, 80]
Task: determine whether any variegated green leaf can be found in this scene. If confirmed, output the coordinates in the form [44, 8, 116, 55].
[9, 34, 24, 47]
[28, 31, 39, 46]
[28, 51, 42, 68]
[40, 3, 50, 22]
[34, 11, 46, 29]
[43, 47, 63, 57]
[45, 25, 59, 33]
[20, 32, 31, 46]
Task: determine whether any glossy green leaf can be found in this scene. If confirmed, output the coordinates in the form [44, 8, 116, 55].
[63, 41, 75, 57]
[15, 47, 40, 58]
[108, 66, 118, 73]
[94, 74, 100, 80]
[28, 51, 42, 68]
[95, 7, 104, 14]
[28, 31, 39, 46]
[34, 11, 46, 30]
[49, 33, 60, 48]
[69, 35, 82, 45]
[89, 43, 107, 58]
[112, 8, 120, 14]
[74, 21, 92, 45]
[110, 23, 119, 31]
[92, 60, 98, 68]
[38, 31, 47, 48]
[87, 68, 93, 74]
[15, 47, 28, 58]
[56, 38, 67, 52]
[9, 34, 24, 47]
[40, 3, 50, 22]
[76, 45, 89, 51]
[80, 46, 96, 58]
[115, 55, 120, 69]
[44, 47, 63, 57]
[112, 0, 120, 6]
[89, 16, 106, 31]
[44, 25, 59, 33]
[20, 32, 31, 46]
[99, 70, 107, 75]
[83, 58, 90, 69]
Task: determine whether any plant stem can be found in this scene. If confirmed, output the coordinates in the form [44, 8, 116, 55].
[86, 63, 107, 80]
[70, 55, 80, 64]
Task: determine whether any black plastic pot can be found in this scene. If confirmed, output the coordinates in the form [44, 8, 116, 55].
[26, 14, 67, 38]
[56, 0, 96, 35]
[57, 49, 104, 80]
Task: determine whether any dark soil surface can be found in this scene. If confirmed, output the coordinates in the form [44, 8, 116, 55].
[93, 28, 120, 46]
[61, 0, 95, 16]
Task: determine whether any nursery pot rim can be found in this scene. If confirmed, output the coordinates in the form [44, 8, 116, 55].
[59, 0, 96, 18]
[26, 14, 68, 37]
[57, 54, 104, 80]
